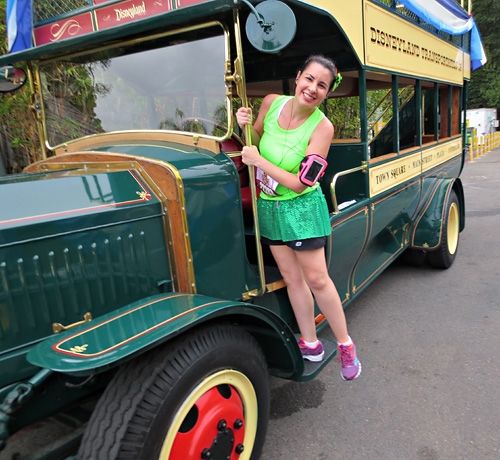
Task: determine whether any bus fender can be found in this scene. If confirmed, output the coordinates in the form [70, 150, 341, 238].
[410, 178, 465, 250]
[27, 293, 303, 379]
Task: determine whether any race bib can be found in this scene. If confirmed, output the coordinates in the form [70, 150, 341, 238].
[256, 168, 281, 197]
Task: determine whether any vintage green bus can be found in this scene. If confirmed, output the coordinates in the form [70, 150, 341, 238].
[0, 0, 476, 458]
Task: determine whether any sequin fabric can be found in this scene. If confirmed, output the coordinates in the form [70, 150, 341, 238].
[258, 188, 331, 241]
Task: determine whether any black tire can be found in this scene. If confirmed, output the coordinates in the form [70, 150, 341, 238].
[428, 190, 460, 269]
[400, 248, 427, 266]
[77, 323, 270, 460]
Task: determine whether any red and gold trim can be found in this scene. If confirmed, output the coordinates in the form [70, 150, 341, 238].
[34, 0, 211, 46]
[53, 294, 227, 357]
[34, 13, 94, 45]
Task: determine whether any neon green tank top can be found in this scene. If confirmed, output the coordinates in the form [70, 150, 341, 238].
[259, 95, 325, 201]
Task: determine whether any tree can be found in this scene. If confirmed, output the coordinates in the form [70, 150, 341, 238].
[468, 0, 500, 112]
[0, 0, 37, 173]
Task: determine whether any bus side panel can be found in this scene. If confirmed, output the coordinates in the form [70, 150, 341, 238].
[352, 177, 421, 294]
[327, 205, 370, 305]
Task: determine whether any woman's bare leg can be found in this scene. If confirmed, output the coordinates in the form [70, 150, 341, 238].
[294, 248, 350, 344]
[269, 245, 318, 342]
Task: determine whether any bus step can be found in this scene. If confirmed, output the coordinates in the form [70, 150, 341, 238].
[295, 335, 338, 382]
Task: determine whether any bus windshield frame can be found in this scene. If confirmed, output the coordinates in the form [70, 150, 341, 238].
[37, 21, 232, 149]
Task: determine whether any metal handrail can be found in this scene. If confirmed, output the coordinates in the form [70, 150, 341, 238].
[367, 86, 414, 133]
[368, 87, 415, 145]
[367, 89, 392, 122]
[233, 10, 266, 300]
[330, 162, 368, 214]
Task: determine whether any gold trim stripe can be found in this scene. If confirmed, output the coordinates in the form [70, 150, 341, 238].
[369, 137, 462, 197]
[54, 295, 227, 357]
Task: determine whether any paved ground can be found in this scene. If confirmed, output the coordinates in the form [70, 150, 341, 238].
[261, 148, 500, 459]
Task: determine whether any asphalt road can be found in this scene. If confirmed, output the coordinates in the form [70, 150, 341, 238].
[261, 148, 500, 460]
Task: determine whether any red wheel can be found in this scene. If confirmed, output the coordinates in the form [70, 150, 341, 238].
[166, 371, 256, 459]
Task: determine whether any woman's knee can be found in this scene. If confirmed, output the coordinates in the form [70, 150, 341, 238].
[280, 266, 306, 287]
[305, 271, 332, 292]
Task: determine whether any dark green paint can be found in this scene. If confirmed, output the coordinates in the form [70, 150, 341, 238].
[412, 177, 459, 250]
[0, 170, 171, 389]
[0, 170, 162, 246]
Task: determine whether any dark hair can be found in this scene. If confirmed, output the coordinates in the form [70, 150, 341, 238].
[299, 55, 338, 91]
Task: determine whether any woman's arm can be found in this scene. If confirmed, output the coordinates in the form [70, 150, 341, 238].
[242, 117, 334, 194]
[305, 117, 335, 160]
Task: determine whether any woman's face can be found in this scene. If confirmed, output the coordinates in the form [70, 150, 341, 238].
[295, 61, 333, 109]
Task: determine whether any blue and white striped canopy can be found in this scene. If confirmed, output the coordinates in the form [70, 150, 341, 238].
[398, 0, 487, 70]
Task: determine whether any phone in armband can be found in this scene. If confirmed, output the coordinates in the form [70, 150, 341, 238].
[298, 154, 328, 186]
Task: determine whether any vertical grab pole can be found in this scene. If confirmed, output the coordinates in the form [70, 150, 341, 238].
[233, 9, 266, 298]
[392, 75, 400, 155]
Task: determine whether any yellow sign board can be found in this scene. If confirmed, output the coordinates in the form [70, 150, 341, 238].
[364, 2, 465, 84]
[369, 137, 462, 197]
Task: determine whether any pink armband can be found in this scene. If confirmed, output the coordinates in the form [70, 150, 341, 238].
[298, 154, 328, 186]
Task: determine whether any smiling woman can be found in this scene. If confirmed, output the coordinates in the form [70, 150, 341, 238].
[236, 55, 362, 381]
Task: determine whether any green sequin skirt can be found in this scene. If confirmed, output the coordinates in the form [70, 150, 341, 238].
[258, 188, 331, 242]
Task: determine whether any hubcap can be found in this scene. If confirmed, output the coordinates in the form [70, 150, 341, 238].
[159, 370, 257, 460]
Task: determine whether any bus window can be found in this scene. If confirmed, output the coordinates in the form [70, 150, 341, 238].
[39, 25, 228, 147]
[398, 79, 417, 151]
[422, 83, 438, 145]
[452, 86, 461, 136]
[438, 84, 461, 139]
[326, 96, 361, 140]
[367, 91, 393, 145]
[367, 72, 396, 159]
[368, 73, 424, 158]
[439, 85, 449, 139]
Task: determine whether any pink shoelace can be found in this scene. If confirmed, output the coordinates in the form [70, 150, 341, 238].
[337, 344, 355, 365]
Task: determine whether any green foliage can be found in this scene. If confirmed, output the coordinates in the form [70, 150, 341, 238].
[468, 0, 500, 111]
[40, 61, 108, 145]
[325, 97, 361, 138]
[0, 0, 38, 172]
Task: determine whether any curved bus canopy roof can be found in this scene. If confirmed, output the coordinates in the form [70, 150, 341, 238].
[0, 0, 475, 87]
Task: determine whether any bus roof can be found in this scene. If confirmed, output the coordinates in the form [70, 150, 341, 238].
[1, 0, 474, 84]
